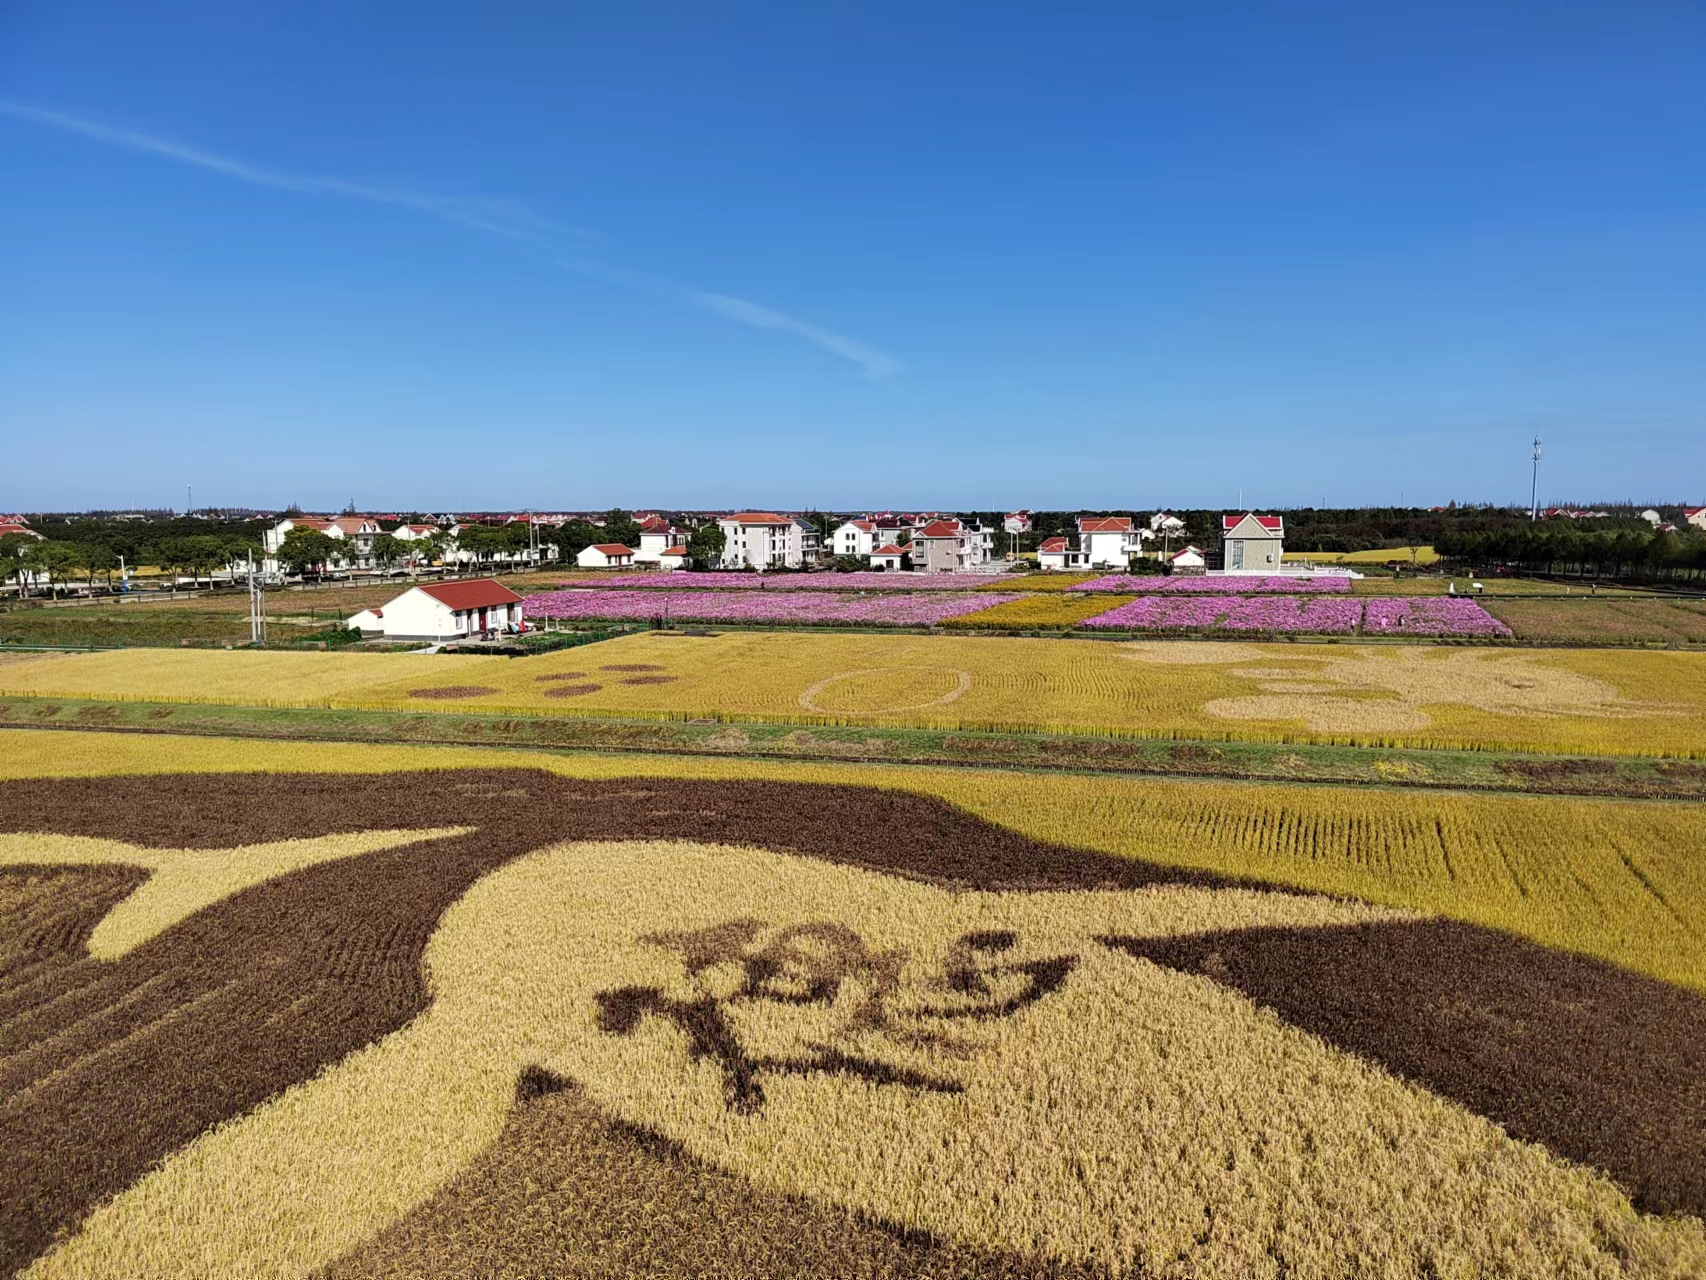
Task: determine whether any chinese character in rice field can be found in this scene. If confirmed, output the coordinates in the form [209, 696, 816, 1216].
[596, 920, 1074, 1112]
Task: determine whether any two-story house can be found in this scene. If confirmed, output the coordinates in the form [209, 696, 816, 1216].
[910, 519, 993, 572]
[1221, 512, 1285, 573]
[1077, 516, 1148, 569]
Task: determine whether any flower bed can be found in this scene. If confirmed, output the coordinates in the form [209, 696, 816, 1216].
[523, 589, 1018, 627]
[1361, 598, 1513, 638]
[1077, 575, 1353, 594]
[597, 572, 978, 591]
[1078, 594, 1504, 637]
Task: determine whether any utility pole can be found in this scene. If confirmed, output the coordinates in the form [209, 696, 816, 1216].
[1530, 435, 1542, 522]
[247, 554, 267, 646]
[186, 484, 192, 516]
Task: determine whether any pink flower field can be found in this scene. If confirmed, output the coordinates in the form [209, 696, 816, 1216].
[524, 588, 1020, 626]
[597, 572, 980, 591]
[1360, 597, 1514, 637]
[1076, 574, 1353, 593]
[1078, 594, 1507, 636]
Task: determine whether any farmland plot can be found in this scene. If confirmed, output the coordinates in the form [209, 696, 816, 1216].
[6, 633, 1706, 756]
[1, 763, 1702, 1280]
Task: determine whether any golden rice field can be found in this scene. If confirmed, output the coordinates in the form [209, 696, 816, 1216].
[5, 631, 1701, 757]
[40, 837, 1701, 1280]
[1287, 545, 1440, 565]
[941, 593, 1136, 629]
[5, 727, 1704, 993]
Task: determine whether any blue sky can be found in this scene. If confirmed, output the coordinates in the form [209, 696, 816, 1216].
[3, 1, 1703, 512]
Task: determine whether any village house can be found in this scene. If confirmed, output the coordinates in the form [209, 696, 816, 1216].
[718, 512, 804, 569]
[346, 578, 524, 641]
[910, 519, 992, 572]
[1150, 512, 1187, 537]
[577, 543, 636, 569]
[1036, 536, 1088, 571]
[656, 545, 690, 570]
[832, 519, 878, 557]
[792, 517, 824, 562]
[869, 543, 908, 571]
[1077, 516, 1149, 568]
[1168, 545, 1207, 573]
[633, 516, 685, 564]
[261, 515, 380, 571]
[1687, 507, 1706, 531]
[1221, 513, 1285, 573]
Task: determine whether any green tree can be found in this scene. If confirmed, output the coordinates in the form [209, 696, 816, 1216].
[0, 533, 33, 597]
[686, 522, 726, 569]
[370, 532, 404, 572]
[602, 508, 642, 551]
[278, 528, 339, 579]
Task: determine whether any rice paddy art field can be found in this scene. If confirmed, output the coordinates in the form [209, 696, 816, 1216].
[0, 739, 1703, 1279]
[9, 630, 1700, 756]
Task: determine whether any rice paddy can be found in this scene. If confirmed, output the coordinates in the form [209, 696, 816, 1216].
[9, 630, 1698, 756]
[4, 587, 1703, 1280]
[1, 761, 1701, 1280]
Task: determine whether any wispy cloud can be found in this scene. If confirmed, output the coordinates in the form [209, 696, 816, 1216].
[1, 100, 901, 378]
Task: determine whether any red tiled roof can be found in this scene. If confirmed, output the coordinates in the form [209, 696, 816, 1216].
[849, 520, 875, 532]
[1038, 537, 1071, 552]
[1686, 507, 1706, 517]
[289, 517, 336, 531]
[587, 544, 635, 556]
[1170, 545, 1204, 559]
[416, 579, 523, 610]
[0, 523, 41, 539]
[1078, 517, 1133, 533]
[916, 520, 962, 538]
[1222, 513, 1283, 530]
[874, 543, 908, 555]
[725, 512, 791, 525]
[659, 545, 690, 556]
[639, 516, 671, 531]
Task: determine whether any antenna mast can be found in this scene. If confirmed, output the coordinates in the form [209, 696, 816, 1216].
[1530, 435, 1542, 521]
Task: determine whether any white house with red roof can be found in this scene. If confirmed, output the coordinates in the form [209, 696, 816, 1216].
[346, 578, 524, 641]
[718, 512, 804, 569]
[0, 521, 42, 542]
[577, 543, 637, 569]
[634, 516, 685, 564]
[1169, 544, 1207, 573]
[1077, 516, 1150, 569]
[1036, 536, 1087, 572]
[1220, 513, 1285, 573]
[869, 543, 909, 571]
[1686, 507, 1706, 532]
[832, 519, 878, 557]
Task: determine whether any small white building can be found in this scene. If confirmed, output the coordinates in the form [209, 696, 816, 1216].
[347, 578, 524, 641]
[1169, 544, 1207, 573]
[656, 545, 690, 570]
[719, 512, 804, 569]
[1150, 511, 1187, 537]
[869, 543, 908, 571]
[1077, 517, 1148, 569]
[578, 543, 636, 569]
[1037, 536, 1088, 571]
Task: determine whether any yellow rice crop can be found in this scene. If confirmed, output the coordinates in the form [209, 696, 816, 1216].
[0, 828, 465, 959]
[5, 728, 1704, 992]
[6, 635, 1705, 758]
[34, 840, 1701, 1280]
[1287, 545, 1440, 565]
[941, 593, 1135, 629]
